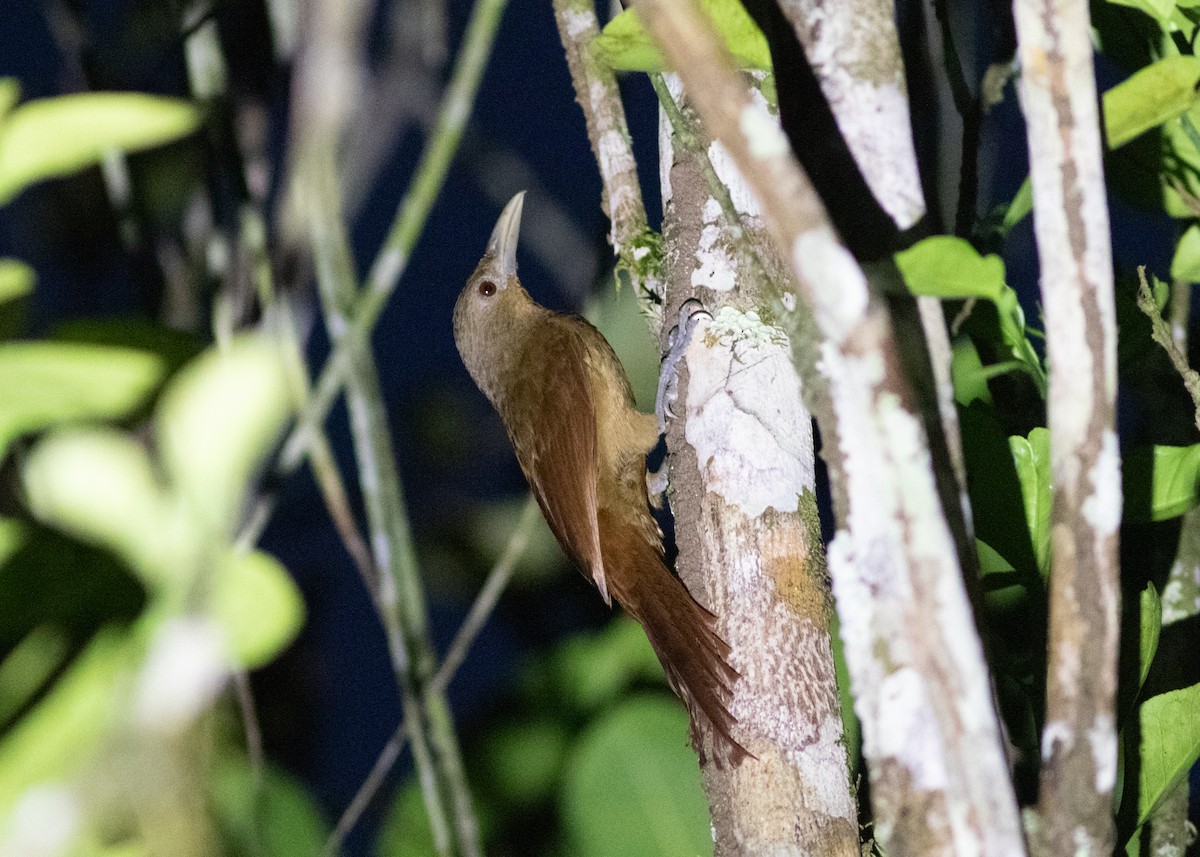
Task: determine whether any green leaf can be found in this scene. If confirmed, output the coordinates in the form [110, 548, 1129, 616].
[480, 720, 569, 808]
[213, 551, 304, 668]
[211, 755, 330, 857]
[1130, 682, 1200, 832]
[950, 338, 994, 406]
[1010, 427, 1052, 577]
[1001, 179, 1033, 235]
[1139, 584, 1161, 689]
[596, 0, 771, 72]
[977, 539, 1016, 575]
[1124, 445, 1200, 522]
[0, 79, 19, 125]
[0, 342, 165, 460]
[551, 617, 665, 713]
[22, 428, 180, 587]
[156, 337, 291, 532]
[377, 781, 438, 857]
[895, 235, 1007, 301]
[0, 259, 33, 341]
[0, 93, 200, 204]
[1171, 223, 1200, 281]
[897, 237, 1045, 394]
[0, 626, 69, 728]
[1105, 55, 1200, 148]
[0, 630, 131, 814]
[561, 696, 711, 857]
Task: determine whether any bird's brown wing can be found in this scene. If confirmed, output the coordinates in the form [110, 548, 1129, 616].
[503, 319, 610, 603]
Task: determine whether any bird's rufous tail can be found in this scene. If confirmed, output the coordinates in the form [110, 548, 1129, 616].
[598, 509, 750, 765]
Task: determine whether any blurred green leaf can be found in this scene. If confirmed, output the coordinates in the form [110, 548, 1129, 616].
[1170, 223, 1200, 281]
[0, 630, 131, 814]
[211, 754, 330, 857]
[552, 618, 664, 713]
[596, 0, 770, 72]
[1105, 55, 1200, 148]
[0, 259, 32, 341]
[1139, 584, 1161, 689]
[480, 720, 569, 809]
[0, 93, 199, 204]
[22, 428, 180, 587]
[1000, 179, 1033, 235]
[0, 342, 165, 459]
[561, 696, 710, 857]
[1106, 0, 1180, 26]
[0, 79, 18, 124]
[0, 517, 27, 567]
[949, 338, 993, 407]
[0, 625, 69, 728]
[1010, 427, 1052, 577]
[52, 317, 201, 379]
[1127, 681, 1200, 835]
[213, 551, 304, 668]
[377, 781, 438, 857]
[156, 337, 291, 532]
[977, 539, 1016, 575]
[469, 497, 564, 584]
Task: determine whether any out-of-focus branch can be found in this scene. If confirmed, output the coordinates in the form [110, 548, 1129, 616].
[1013, 2, 1121, 855]
[278, 0, 509, 477]
[551, 0, 665, 323]
[630, 2, 1025, 854]
[1137, 269, 1200, 432]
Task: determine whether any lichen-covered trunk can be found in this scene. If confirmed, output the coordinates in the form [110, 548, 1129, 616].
[659, 81, 860, 856]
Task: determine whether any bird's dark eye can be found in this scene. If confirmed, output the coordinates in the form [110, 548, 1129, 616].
[478, 280, 497, 297]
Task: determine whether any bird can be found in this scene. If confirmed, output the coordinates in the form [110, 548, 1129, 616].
[452, 191, 747, 765]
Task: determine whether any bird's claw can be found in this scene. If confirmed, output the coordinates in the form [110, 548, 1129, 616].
[656, 298, 712, 434]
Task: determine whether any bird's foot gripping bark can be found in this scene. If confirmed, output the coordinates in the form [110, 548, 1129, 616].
[655, 298, 711, 435]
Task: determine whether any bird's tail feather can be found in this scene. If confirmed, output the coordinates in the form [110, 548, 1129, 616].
[599, 509, 750, 765]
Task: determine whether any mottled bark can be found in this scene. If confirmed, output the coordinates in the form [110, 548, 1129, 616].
[631, 1, 1026, 854]
[660, 80, 859, 857]
[1013, 2, 1121, 855]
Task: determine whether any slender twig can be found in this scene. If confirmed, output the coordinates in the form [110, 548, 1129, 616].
[277, 0, 509, 477]
[430, 497, 539, 696]
[322, 720, 410, 857]
[1014, 1, 1121, 854]
[1137, 267, 1200, 432]
[551, 0, 664, 319]
[630, 2, 1026, 854]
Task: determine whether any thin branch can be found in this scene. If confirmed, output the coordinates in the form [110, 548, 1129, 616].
[630, 2, 1026, 854]
[430, 497, 539, 697]
[551, 0, 665, 319]
[277, 0, 509, 478]
[322, 720, 410, 857]
[1014, 1, 1121, 854]
[1137, 268, 1200, 432]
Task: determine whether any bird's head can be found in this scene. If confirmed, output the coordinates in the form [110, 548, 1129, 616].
[453, 191, 535, 403]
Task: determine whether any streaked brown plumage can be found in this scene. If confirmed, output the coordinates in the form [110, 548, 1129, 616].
[453, 193, 746, 764]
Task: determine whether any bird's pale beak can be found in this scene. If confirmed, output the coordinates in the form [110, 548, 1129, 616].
[485, 191, 526, 280]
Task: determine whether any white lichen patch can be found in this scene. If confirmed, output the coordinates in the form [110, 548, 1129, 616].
[684, 308, 814, 516]
[691, 198, 737, 292]
[1041, 719, 1073, 762]
[1082, 430, 1121, 536]
[792, 230, 869, 344]
[739, 103, 790, 160]
[794, 715, 858, 819]
[1087, 713, 1117, 794]
[781, 291, 796, 312]
[560, 7, 593, 38]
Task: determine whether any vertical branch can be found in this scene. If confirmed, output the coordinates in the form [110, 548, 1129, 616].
[658, 77, 859, 856]
[1013, 2, 1121, 855]
[550, 0, 665, 322]
[284, 2, 481, 855]
[279, 0, 509, 475]
[630, 2, 1026, 854]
